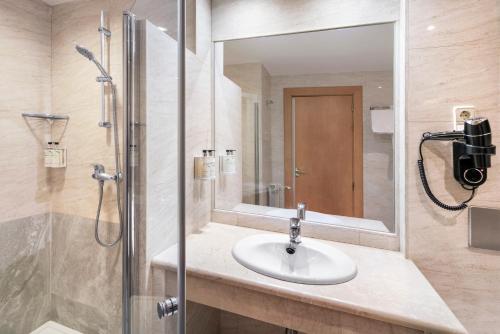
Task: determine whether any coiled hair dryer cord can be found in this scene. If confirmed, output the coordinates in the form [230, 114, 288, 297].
[418, 137, 476, 211]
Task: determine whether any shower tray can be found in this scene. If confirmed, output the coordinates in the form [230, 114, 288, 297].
[31, 321, 82, 334]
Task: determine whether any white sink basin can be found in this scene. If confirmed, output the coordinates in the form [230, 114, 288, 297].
[232, 234, 357, 285]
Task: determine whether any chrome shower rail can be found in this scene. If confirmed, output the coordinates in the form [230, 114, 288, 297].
[98, 10, 111, 128]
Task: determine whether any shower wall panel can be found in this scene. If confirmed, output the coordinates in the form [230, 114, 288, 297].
[0, 0, 52, 332]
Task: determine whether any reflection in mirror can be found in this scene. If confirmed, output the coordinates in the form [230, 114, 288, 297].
[214, 23, 396, 233]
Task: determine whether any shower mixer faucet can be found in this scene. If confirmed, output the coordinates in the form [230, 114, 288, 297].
[92, 164, 117, 182]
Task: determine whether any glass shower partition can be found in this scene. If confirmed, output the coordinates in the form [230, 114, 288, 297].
[123, 1, 186, 333]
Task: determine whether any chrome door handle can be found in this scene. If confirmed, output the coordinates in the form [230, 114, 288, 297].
[157, 297, 178, 319]
[295, 168, 306, 177]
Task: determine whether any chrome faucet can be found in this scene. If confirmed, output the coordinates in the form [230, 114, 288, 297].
[92, 163, 117, 182]
[297, 202, 306, 220]
[286, 202, 306, 254]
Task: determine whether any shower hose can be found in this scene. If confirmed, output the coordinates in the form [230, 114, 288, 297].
[94, 84, 123, 247]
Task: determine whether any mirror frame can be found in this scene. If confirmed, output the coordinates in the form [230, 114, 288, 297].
[210, 19, 406, 250]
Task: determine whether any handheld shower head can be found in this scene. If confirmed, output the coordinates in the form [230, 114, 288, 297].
[75, 44, 95, 61]
[74, 43, 112, 81]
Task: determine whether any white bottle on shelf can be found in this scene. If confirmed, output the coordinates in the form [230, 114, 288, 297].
[220, 149, 237, 175]
[194, 150, 216, 180]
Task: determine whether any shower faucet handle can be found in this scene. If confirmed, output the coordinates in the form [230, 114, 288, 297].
[91, 163, 116, 182]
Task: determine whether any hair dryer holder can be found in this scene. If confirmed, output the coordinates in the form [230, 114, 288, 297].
[453, 141, 496, 187]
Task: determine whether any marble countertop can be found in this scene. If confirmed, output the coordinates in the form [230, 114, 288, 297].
[152, 223, 467, 334]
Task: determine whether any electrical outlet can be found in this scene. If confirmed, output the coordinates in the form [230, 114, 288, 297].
[453, 106, 476, 131]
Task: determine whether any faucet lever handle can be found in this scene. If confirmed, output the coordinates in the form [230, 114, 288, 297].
[297, 202, 306, 220]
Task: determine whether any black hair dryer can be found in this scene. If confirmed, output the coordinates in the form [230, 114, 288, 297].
[418, 117, 496, 211]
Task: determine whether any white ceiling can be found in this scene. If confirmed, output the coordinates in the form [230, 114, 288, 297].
[224, 23, 394, 76]
[41, 0, 78, 6]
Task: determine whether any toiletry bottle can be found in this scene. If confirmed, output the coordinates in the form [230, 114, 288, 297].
[220, 149, 237, 175]
[52, 142, 67, 168]
[195, 150, 216, 180]
[44, 142, 55, 168]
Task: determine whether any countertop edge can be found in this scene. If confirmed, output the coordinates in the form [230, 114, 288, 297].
[152, 258, 467, 334]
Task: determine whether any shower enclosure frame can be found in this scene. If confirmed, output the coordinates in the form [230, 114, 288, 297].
[122, 1, 187, 333]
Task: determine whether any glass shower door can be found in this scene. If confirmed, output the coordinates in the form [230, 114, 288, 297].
[123, 1, 184, 333]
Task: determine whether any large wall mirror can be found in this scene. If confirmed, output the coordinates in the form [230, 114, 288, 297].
[214, 23, 398, 233]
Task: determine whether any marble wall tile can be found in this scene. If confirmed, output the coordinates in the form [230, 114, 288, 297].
[0, 0, 52, 223]
[212, 209, 400, 251]
[187, 302, 221, 334]
[222, 63, 273, 206]
[135, 20, 179, 300]
[214, 45, 244, 210]
[50, 0, 133, 223]
[220, 310, 284, 334]
[406, 0, 500, 332]
[212, 0, 400, 41]
[0, 214, 51, 334]
[184, 0, 213, 234]
[50, 213, 122, 334]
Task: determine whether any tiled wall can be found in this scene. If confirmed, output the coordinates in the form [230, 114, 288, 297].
[51, 0, 133, 222]
[48, 1, 132, 331]
[0, 0, 52, 223]
[214, 45, 244, 210]
[0, 0, 53, 332]
[0, 214, 51, 333]
[223, 63, 272, 205]
[212, 0, 400, 41]
[406, 0, 500, 332]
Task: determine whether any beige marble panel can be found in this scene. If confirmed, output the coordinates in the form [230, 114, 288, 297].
[167, 272, 423, 334]
[50, 213, 122, 333]
[220, 310, 284, 334]
[187, 302, 221, 334]
[184, 0, 213, 234]
[406, 1, 500, 333]
[212, 0, 400, 41]
[214, 45, 244, 210]
[0, 214, 51, 333]
[223, 63, 269, 205]
[51, 0, 133, 222]
[0, 0, 52, 223]
[212, 209, 400, 251]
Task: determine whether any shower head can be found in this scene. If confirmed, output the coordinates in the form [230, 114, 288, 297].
[75, 44, 95, 61]
[74, 44, 112, 81]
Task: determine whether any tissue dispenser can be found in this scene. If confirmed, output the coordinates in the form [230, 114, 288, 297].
[371, 106, 394, 134]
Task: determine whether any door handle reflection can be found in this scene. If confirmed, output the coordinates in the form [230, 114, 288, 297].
[295, 167, 306, 177]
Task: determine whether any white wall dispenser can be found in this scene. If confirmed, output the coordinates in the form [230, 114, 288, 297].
[220, 149, 237, 175]
[370, 106, 394, 134]
[194, 150, 216, 180]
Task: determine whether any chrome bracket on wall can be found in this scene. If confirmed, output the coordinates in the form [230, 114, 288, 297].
[157, 297, 179, 319]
